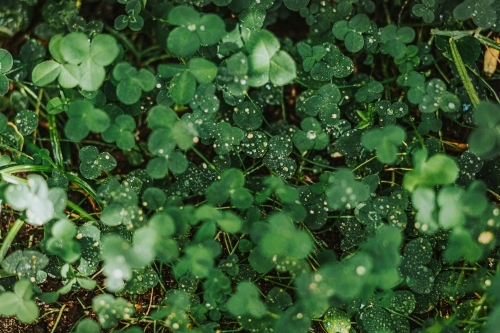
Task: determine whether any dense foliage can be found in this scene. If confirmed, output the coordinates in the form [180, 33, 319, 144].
[1, 0, 500, 332]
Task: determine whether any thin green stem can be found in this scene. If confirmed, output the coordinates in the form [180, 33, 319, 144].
[0, 218, 25, 264]
[67, 200, 98, 222]
[191, 146, 219, 174]
[66, 173, 102, 209]
[449, 38, 480, 107]
[47, 113, 64, 170]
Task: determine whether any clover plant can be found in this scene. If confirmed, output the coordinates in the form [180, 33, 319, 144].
[1, 0, 500, 332]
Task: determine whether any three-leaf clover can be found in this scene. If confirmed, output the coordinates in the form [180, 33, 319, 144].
[355, 81, 384, 103]
[453, 0, 497, 29]
[79, 145, 117, 179]
[2, 250, 49, 281]
[166, 5, 226, 58]
[246, 29, 297, 87]
[158, 57, 218, 105]
[213, 122, 244, 155]
[92, 294, 135, 329]
[419, 78, 460, 113]
[114, 0, 144, 31]
[468, 101, 500, 159]
[403, 147, 459, 192]
[412, 0, 436, 24]
[102, 114, 137, 150]
[361, 125, 406, 164]
[64, 99, 110, 141]
[32, 32, 119, 91]
[379, 24, 416, 59]
[0, 49, 13, 95]
[263, 134, 297, 179]
[0, 279, 39, 323]
[333, 14, 371, 53]
[325, 169, 370, 210]
[292, 117, 329, 151]
[5, 174, 67, 226]
[205, 168, 253, 210]
[375, 100, 408, 126]
[112, 62, 156, 105]
[226, 282, 267, 318]
[45, 218, 82, 263]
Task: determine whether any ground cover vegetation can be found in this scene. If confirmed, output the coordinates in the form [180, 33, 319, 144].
[0, 0, 500, 332]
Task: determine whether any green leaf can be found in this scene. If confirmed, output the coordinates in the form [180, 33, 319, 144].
[246, 29, 280, 87]
[226, 282, 267, 318]
[284, 0, 310, 11]
[326, 169, 370, 210]
[0, 280, 39, 324]
[0, 49, 14, 74]
[188, 58, 218, 84]
[233, 101, 263, 131]
[403, 148, 459, 192]
[196, 14, 226, 45]
[14, 110, 38, 136]
[269, 50, 297, 86]
[32, 60, 61, 86]
[240, 8, 266, 30]
[361, 125, 406, 164]
[60, 32, 89, 65]
[167, 27, 200, 58]
[170, 71, 196, 105]
[92, 294, 135, 329]
[322, 308, 351, 333]
[90, 34, 119, 67]
[2, 250, 49, 280]
[79, 58, 106, 91]
[74, 319, 101, 333]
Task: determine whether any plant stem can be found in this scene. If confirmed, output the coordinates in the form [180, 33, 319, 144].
[449, 38, 480, 107]
[47, 113, 64, 170]
[0, 218, 24, 264]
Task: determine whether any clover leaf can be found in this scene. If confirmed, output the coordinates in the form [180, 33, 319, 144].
[361, 125, 406, 164]
[263, 134, 297, 179]
[114, 0, 144, 31]
[403, 147, 459, 192]
[205, 168, 253, 210]
[355, 80, 384, 103]
[5, 174, 67, 226]
[112, 62, 156, 105]
[102, 114, 136, 150]
[375, 100, 408, 126]
[0, 279, 39, 324]
[72, 319, 100, 333]
[32, 32, 119, 91]
[379, 24, 415, 59]
[297, 83, 341, 117]
[241, 131, 268, 158]
[0, 49, 13, 96]
[213, 122, 244, 155]
[308, 43, 354, 80]
[246, 29, 296, 87]
[166, 5, 226, 58]
[226, 282, 267, 318]
[14, 110, 38, 136]
[412, 0, 436, 23]
[325, 169, 370, 210]
[79, 145, 117, 179]
[45, 218, 82, 263]
[218, 51, 250, 97]
[419, 78, 460, 113]
[292, 117, 329, 151]
[468, 101, 500, 159]
[398, 70, 426, 104]
[418, 113, 443, 135]
[233, 101, 263, 131]
[2, 250, 49, 281]
[64, 99, 110, 141]
[453, 0, 497, 29]
[333, 14, 371, 53]
[322, 308, 352, 333]
[146, 126, 188, 178]
[92, 294, 135, 329]
[189, 83, 220, 114]
[159, 58, 218, 105]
